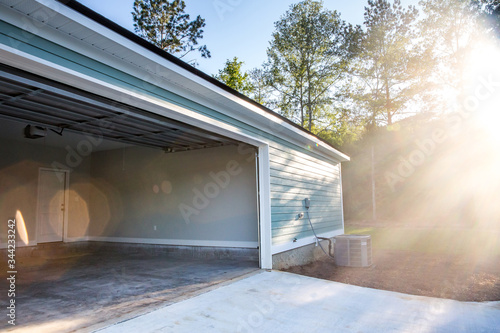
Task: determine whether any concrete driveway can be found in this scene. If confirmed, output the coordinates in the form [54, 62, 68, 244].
[97, 270, 500, 333]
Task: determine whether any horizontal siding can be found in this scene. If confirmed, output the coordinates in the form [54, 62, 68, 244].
[269, 145, 340, 169]
[271, 177, 338, 192]
[271, 167, 339, 182]
[272, 226, 340, 245]
[269, 141, 342, 246]
[272, 205, 341, 214]
[270, 185, 338, 197]
[272, 215, 342, 229]
[272, 223, 338, 238]
[269, 149, 340, 175]
[272, 212, 341, 223]
[270, 158, 339, 179]
[270, 171, 336, 190]
[271, 197, 337, 207]
[270, 192, 338, 202]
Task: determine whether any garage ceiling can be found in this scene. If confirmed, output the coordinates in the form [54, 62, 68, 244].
[0, 65, 240, 152]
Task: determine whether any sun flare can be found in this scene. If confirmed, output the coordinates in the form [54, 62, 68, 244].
[463, 39, 500, 145]
[15, 210, 29, 246]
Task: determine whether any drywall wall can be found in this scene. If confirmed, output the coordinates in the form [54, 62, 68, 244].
[88, 144, 259, 246]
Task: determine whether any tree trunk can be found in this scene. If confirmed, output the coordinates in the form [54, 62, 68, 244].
[307, 64, 312, 132]
[385, 79, 392, 125]
[371, 145, 377, 222]
[300, 88, 304, 128]
[307, 97, 312, 132]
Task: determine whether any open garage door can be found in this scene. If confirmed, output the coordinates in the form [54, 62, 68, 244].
[0, 63, 260, 255]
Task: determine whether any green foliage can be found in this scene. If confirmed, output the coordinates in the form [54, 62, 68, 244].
[310, 102, 366, 148]
[247, 68, 273, 107]
[132, 0, 210, 64]
[214, 57, 253, 95]
[350, 0, 430, 126]
[264, 0, 361, 136]
[418, 0, 485, 110]
[487, 1, 500, 35]
[473, 0, 500, 38]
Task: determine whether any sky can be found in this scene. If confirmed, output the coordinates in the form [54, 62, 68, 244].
[78, 0, 420, 76]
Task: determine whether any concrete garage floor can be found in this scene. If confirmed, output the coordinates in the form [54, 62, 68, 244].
[98, 271, 500, 333]
[0, 243, 259, 333]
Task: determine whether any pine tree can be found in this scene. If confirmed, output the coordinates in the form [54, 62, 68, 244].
[265, 0, 359, 132]
[214, 57, 253, 95]
[132, 0, 210, 65]
[351, 0, 429, 126]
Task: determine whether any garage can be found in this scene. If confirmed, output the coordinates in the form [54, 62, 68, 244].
[0, 64, 261, 331]
[0, 65, 260, 250]
[0, 0, 349, 331]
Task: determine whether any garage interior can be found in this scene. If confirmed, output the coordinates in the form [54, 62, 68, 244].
[0, 64, 260, 331]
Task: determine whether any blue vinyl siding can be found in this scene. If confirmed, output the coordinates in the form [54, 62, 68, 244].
[269, 143, 342, 246]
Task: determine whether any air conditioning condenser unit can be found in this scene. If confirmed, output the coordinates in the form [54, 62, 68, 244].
[334, 234, 372, 267]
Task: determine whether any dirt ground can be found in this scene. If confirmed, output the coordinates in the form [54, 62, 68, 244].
[283, 249, 500, 302]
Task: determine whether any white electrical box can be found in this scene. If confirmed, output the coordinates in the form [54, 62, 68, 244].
[334, 234, 372, 267]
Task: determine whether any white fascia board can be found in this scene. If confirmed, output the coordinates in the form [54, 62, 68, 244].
[17, 0, 349, 162]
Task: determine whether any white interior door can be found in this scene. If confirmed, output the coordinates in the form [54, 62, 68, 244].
[37, 169, 67, 243]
